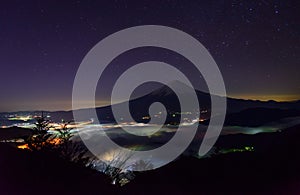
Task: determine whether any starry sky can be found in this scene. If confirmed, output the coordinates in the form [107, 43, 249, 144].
[0, 0, 299, 112]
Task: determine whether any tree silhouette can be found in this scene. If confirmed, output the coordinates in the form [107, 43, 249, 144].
[26, 112, 53, 151]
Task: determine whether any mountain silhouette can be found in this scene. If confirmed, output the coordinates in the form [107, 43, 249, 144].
[5, 81, 300, 125]
[66, 81, 300, 125]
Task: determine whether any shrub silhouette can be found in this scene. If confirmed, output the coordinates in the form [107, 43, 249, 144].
[24, 114, 154, 186]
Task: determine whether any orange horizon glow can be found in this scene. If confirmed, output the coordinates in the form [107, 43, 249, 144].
[228, 94, 300, 102]
[3, 94, 300, 112]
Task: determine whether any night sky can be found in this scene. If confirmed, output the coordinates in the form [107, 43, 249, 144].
[0, 0, 299, 112]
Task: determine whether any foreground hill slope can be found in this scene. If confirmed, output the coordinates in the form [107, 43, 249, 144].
[0, 125, 299, 194]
